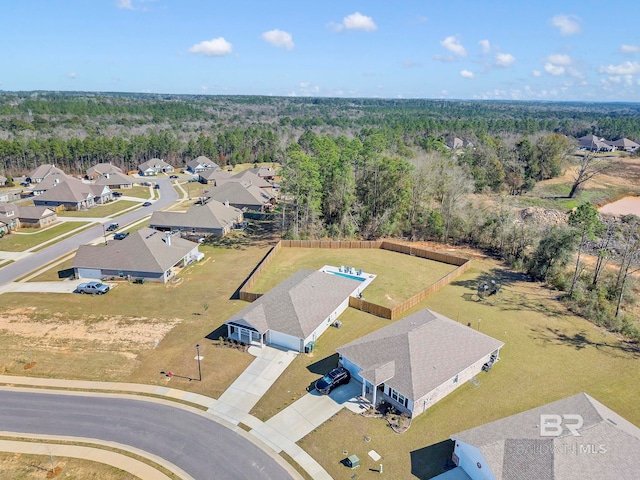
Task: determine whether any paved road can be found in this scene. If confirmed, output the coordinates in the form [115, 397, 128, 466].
[0, 390, 293, 480]
[0, 178, 177, 288]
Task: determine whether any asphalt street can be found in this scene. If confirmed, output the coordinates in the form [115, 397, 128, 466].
[0, 178, 177, 288]
[0, 390, 293, 480]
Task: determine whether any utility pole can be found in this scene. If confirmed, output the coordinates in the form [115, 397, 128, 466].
[196, 344, 202, 381]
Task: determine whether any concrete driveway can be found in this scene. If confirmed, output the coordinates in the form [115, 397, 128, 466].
[0, 279, 90, 294]
[214, 346, 298, 416]
[262, 381, 361, 443]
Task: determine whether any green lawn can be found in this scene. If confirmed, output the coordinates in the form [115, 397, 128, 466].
[59, 200, 139, 218]
[0, 222, 91, 252]
[121, 186, 153, 199]
[249, 247, 458, 307]
[298, 257, 640, 479]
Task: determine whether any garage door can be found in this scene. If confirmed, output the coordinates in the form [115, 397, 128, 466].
[77, 268, 102, 279]
[269, 331, 302, 352]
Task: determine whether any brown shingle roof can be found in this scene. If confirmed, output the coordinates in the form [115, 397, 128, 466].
[203, 182, 273, 208]
[337, 309, 504, 400]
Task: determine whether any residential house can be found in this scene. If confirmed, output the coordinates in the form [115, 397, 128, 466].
[226, 269, 367, 352]
[0, 174, 7, 186]
[218, 170, 277, 195]
[186, 156, 219, 174]
[30, 172, 73, 195]
[0, 202, 57, 229]
[94, 172, 134, 189]
[72, 227, 201, 283]
[247, 166, 276, 181]
[86, 163, 123, 180]
[577, 134, 615, 152]
[441, 392, 640, 480]
[14, 206, 57, 228]
[33, 178, 112, 210]
[149, 199, 243, 237]
[198, 168, 231, 185]
[203, 181, 275, 211]
[27, 164, 65, 183]
[337, 309, 504, 418]
[0, 203, 19, 230]
[138, 158, 174, 176]
[606, 137, 640, 152]
[446, 137, 465, 149]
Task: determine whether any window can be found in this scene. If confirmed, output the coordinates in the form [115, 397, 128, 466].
[389, 388, 408, 407]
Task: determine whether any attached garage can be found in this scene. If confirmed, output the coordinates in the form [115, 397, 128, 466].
[268, 331, 302, 352]
[76, 268, 102, 279]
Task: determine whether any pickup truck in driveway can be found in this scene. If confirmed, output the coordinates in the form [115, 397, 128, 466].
[77, 281, 110, 295]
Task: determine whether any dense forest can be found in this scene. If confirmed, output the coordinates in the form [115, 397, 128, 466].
[1, 92, 639, 339]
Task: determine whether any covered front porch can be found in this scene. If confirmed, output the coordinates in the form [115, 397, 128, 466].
[226, 321, 264, 347]
[358, 373, 412, 416]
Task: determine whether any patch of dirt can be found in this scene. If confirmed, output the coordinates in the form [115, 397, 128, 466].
[23, 361, 36, 370]
[47, 466, 63, 478]
[517, 206, 568, 226]
[0, 308, 180, 352]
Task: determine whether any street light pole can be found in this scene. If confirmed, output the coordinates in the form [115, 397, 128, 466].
[196, 344, 202, 381]
[102, 224, 108, 245]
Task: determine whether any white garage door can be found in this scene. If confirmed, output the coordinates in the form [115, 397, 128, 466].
[77, 268, 102, 279]
[269, 330, 302, 352]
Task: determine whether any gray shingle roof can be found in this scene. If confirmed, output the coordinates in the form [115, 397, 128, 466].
[187, 156, 219, 170]
[73, 227, 198, 274]
[203, 182, 273, 208]
[149, 199, 242, 230]
[227, 270, 361, 338]
[28, 164, 65, 180]
[138, 158, 171, 172]
[222, 170, 272, 188]
[94, 172, 133, 187]
[87, 163, 122, 177]
[452, 392, 640, 480]
[199, 169, 231, 182]
[35, 178, 95, 203]
[16, 205, 56, 220]
[337, 309, 504, 400]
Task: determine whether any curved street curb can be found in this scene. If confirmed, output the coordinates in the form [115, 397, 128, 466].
[0, 436, 178, 480]
[0, 380, 309, 479]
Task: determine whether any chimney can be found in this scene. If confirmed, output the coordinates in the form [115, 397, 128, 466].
[224, 200, 229, 208]
[164, 233, 171, 246]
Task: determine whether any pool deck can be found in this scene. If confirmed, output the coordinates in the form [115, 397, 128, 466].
[319, 265, 377, 291]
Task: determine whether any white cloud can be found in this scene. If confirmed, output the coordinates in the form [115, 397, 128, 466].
[599, 61, 640, 75]
[545, 63, 565, 76]
[546, 53, 572, 66]
[460, 70, 474, 79]
[550, 14, 581, 35]
[116, 0, 133, 9]
[67, 72, 77, 79]
[440, 36, 467, 57]
[621, 44, 640, 54]
[188, 37, 233, 57]
[261, 29, 294, 50]
[495, 52, 516, 67]
[533, 70, 542, 77]
[479, 39, 491, 54]
[332, 12, 377, 32]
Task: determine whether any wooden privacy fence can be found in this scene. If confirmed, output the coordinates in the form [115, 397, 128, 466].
[238, 239, 471, 319]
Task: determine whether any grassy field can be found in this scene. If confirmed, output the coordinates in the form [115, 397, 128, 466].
[0, 452, 137, 480]
[59, 200, 138, 218]
[298, 257, 640, 479]
[0, 222, 91, 252]
[0, 245, 268, 398]
[121, 186, 153, 199]
[249, 247, 458, 307]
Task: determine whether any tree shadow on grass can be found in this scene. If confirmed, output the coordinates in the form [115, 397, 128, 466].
[530, 326, 640, 357]
[452, 266, 530, 291]
[410, 439, 455, 479]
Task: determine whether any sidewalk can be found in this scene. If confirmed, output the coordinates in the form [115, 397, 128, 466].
[0, 437, 177, 480]
[0, 375, 331, 480]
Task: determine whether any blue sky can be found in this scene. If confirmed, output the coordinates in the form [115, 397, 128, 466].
[1, 0, 640, 101]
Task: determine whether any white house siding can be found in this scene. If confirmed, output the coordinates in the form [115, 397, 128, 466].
[451, 441, 496, 480]
[412, 351, 497, 417]
[302, 296, 351, 348]
[268, 330, 302, 351]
